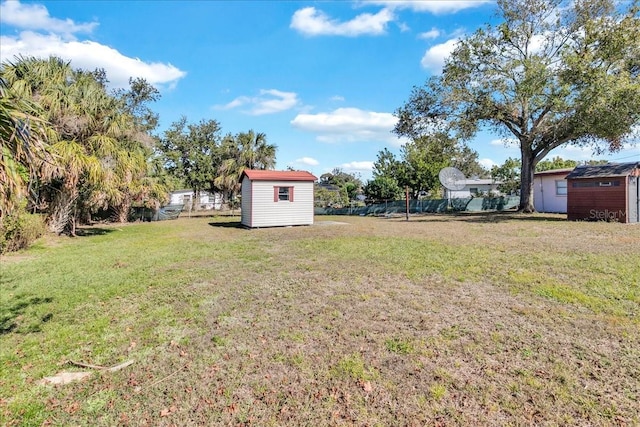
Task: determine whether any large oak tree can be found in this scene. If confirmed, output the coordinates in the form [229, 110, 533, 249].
[395, 0, 640, 212]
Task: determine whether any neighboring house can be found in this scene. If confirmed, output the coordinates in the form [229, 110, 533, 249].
[533, 168, 573, 213]
[240, 170, 317, 228]
[566, 162, 640, 223]
[169, 189, 222, 210]
[448, 178, 502, 198]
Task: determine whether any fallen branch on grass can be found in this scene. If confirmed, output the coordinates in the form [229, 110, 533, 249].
[38, 360, 135, 386]
[68, 359, 134, 372]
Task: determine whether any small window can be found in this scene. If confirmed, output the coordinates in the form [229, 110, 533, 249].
[274, 186, 294, 202]
[279, 187, 290, 201]
[555, 180, 567, 196]
[469, 187, 478, 195]
[599, 181, 612, 187]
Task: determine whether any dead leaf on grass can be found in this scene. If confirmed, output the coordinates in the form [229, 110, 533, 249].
[159, 405, 177, 417]
[65, 401, 81, 414]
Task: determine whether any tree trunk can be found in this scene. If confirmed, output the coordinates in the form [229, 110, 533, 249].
[193, 189, 201, 211]
[114, 199, 131, 223]
[48, 188, 77, 234]
[519, 148, 536, 213]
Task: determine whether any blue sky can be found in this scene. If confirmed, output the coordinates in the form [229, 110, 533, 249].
[1, 0, 638, 180]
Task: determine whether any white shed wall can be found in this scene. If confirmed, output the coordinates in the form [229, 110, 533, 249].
[534, 175, 567, 213]
[241, 179, 314, 228]
[240, 176, 253, 227]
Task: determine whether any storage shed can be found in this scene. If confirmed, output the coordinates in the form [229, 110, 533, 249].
[240, 170, 317, 228]
[533, 168, 573, 213]
[566, 162, 640, 223]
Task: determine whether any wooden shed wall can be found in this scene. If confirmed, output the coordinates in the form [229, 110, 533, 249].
[567, 178, 628, 222]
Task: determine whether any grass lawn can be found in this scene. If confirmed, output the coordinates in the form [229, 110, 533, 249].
[1, 213, 638, 426]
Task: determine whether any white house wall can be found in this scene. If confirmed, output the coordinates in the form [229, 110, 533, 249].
[533, 175, 567, 213]
[169, 190, 222, 209]
[449, 184, 499, 198]
[242, 179, 314, 228]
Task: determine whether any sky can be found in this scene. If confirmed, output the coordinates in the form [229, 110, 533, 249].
[1, 0, 638, 181]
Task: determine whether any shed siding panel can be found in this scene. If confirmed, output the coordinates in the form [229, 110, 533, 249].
[249, 180, 314, 227]
[240, 176, 253, 227]
[629, 176, 639, 223]
[567, 179, 628, 222]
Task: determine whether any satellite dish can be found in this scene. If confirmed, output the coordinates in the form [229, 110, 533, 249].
[439, 167, 466, 191]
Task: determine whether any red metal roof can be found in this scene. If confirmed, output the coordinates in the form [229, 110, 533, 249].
[241, 169, 317, 182]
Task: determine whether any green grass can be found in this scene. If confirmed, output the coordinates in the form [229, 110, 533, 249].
[0, 214, 638, 426]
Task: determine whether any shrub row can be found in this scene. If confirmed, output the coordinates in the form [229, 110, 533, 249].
[0, 212, 46, 255]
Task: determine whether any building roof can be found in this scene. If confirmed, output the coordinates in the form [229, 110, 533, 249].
[534, 168, 574, 177]
[241, 169, 317, 182]
[459, 179, 500, 185]
[565, 162, 640, 179]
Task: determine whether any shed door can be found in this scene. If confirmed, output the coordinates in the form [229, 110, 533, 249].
[629, 176, 639, 223]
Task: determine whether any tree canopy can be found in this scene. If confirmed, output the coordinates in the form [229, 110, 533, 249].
[364, 135, 486, 201]
[394, 0, 640, 212]
[317, 168, 363, 206]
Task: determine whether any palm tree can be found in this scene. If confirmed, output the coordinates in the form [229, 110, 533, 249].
[2, 56, 136, 233]
[214, 130, 276, 205]
[0, 68, 57, 220]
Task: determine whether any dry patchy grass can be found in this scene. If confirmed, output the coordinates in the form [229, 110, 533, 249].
[1, 213, 638, 426]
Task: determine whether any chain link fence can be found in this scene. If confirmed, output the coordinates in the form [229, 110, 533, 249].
[315, 196, 520, 216]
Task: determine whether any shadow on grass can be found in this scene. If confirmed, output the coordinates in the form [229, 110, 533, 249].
[408, 211, 567, 223]
[75, 227, 117, 237]
[207, 221, 246, 229]
[0, 295, 54, 334]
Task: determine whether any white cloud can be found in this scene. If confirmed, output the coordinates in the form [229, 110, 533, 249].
[0, 0, 97, 37]
[330, 95, 345, 102]
[216, 89, 299, 115]
[294, 157, 320, 166]
[365, 1, 492, 15]
[291, 107, 406, 146]
[0, 32, 186, 89]
[490, 138, 519, 148]
[339, 161, 374, 173]
[418, 28, 440, 40]
[397, 21, 410, 32]
[0, 1, 185, 90]
[290, 6, 394, 37]
[420, 38, 459, 73]
[479, 158, 497, 169]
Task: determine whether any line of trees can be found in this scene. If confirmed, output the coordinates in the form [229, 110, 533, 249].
[159, 119, 276, 210]
[1, 55, 275, 248]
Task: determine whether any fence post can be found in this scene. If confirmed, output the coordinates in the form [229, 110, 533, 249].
[405, 186, 410, 221]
